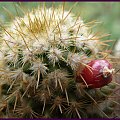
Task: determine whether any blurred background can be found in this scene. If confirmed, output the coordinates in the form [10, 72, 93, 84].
[0, 2, 120, 49]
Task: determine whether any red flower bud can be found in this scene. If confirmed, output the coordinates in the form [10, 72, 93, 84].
[76, 60, 114, 88]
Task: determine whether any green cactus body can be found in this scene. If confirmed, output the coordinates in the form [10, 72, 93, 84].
[0, 4, 118, 118]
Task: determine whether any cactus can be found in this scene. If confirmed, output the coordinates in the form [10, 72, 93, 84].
[0, 3, 118, 118]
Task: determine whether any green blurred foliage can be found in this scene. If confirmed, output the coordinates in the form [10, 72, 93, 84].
[0, 2, 120, 48]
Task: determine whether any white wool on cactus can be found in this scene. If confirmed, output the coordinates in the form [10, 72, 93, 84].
[0, 6, 99, 65]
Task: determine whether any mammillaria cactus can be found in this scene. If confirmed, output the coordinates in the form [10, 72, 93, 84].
[0, 3, 118, 118]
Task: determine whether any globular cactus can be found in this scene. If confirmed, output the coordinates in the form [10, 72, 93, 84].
[0, 3, 118, 118]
